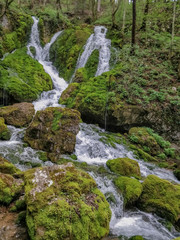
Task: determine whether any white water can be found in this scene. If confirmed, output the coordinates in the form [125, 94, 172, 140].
[27, 16, 68, 111]
[0, 16, 179, 240]
[74, 26, 111, 78]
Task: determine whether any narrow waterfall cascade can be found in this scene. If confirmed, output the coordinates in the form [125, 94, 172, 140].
[27, 16, 68, 111]
[0, 16, 180, 240]
[75, 26, 111, 77]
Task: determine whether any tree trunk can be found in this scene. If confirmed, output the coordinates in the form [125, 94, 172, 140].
[97, 0, 101, 12]
[140, 0, 149, 32]
[122, 0, 127, 34]
[132, 0, 136, 46]
[112, 0, 120, 28]
[170, 0, 176, 56]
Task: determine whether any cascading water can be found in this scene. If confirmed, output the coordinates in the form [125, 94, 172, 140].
[27, 16, 68, 111]
[0, 16, 179, 240]
[72, 26, 111, 80]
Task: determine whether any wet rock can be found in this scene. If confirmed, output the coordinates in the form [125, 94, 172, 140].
[0, 156, 21, 175]
[24, 163, 111, 240]
[114, 176, 142, 207]
[0, 117, 11, 140]
[139, 175, 180, 225]
[24, 107, 81, 155]
[0, 206, 28, 240]
[0, 102, 35, 127]
[106, 158, 141, 179]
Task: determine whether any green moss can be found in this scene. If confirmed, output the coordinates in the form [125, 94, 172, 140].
[106, 158, 141, 179]
[114, 176, 142, 207]
[129, 236, 145, 240]
[24, 164, 111, 240]
[16, 211, 26, 225]
[0, 48, 52, 102]
[0, 117, 11, 140]
[0, 173, 24, 205]
[50, 26, 92, 81]
[139, 175, 180, 224]
[85, 49, 99, 78]
[0, 156, 21, 175]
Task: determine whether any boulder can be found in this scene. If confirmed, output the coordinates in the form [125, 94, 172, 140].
[106, 158, 141, 179]
[24, 107, 81, 155]
[0, 173, 24, 205]
[0, 117, 11, 140]
[139, 175, 180, 224]
[0, 156, 21, 175]
[24, 163, 111, 240]
[0, 102, 35, 127]
[114, 176, 142, 207]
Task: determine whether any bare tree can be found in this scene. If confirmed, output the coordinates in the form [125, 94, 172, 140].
[97, 0, 101, 12]
[132, 0, 136, 46]
[170, 0, 176, 56]
[111, 0, 120, 28]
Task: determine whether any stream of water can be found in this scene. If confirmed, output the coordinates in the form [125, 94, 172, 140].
[0, 16, 180, 240]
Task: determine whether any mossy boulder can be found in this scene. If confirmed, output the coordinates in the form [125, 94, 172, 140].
[114, 176, 142, 207]
[24, 107, 81, 155]
[106, 158, 141, 179]
[0, 156, 21, 175]
[139, 175, 180, 224]
[0, 117, 11, 140]
[129, 237, 145, 240]
[0, 48, 52, 102]
[172, 238, 180, 240]
[0, 102, 35, 127]
[50, 26, 93, 81]
[0, 173, 24, 205]
[59, 66, 180, 142]
[24, 163, 111, 240]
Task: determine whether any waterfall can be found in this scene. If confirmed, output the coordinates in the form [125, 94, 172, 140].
[72, 26, 111, 81]
[27, 16, 68, 112]
[0, 16, 179, 240]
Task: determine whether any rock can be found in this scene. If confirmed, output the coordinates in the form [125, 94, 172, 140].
[106, 158, 141, 179]
[24, 163, 111, 240]
[0, 48, 52, 103]
[139, 175, 180, 224]
[0, 117, 11, 140]
[0, 102, 35, 127]
[59, 70, 180, 142]
[0, 206, 28, 240]
[114, 176, 142, 207]
[24, 107, 81, 155]
[0, 156, 21, 175]
[0, 173, 24, 205]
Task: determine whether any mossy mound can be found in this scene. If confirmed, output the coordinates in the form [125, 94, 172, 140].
[0, 48, 52, 102]
[172, 238, 180, 240]
[59, 58, 180, 142]
[0, 102, 35, 127]
[50, 26, 93, 81]
[1, 13, 33, 57]
[0, 156, 21, 175]
[128, 127, 177, 164]
[24, 163, 111, 240]
[139, 175, 180, 224]
[0, 117, 11, 140]
[106, 158, 141, 179]
[24, 107, 81, 155]
[0, 173, 24, 205]
[114, 176, 142, 207]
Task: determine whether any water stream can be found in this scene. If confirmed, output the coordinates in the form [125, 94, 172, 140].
[0, 16, 179, 240]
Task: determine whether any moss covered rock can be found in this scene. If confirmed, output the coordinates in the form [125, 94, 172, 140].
[0, 173, 24, 205]
[24, 163, 111, 240]
[0, 156, 21, 175]
[139, 175, 180, 224]
[0, 102, 35, 127]
[59, 65, 180, 142]
[106, 158, 141, 179]
[0, 48, 52, 102]
[24, 107, 81, 155]
[129, 237, 145, 240]
[0, 117, 11, 140]
[114, 176, 142, 207]
[172, 238, 180, 240]
[50, 26, 93, 81]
